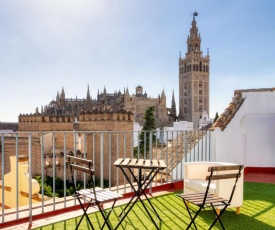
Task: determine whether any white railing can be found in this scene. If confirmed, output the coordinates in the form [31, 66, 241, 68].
[0, 130, 211, 226]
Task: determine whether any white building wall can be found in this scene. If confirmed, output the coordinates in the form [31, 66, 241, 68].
[133, 122, 142, 147]
[211, 91, 275, 167]
[161, 121, 193, 144]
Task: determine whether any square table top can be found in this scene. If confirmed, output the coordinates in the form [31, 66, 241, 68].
[114, 158, 166, 170]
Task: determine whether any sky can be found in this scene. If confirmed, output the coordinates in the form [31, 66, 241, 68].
[1, 0, 275, 122]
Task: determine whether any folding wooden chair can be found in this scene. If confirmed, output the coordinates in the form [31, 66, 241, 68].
[177, 165, 244, 230]
[68, 156, 122, 230]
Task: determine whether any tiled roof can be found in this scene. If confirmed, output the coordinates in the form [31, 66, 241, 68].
[211, 88, 275, 131]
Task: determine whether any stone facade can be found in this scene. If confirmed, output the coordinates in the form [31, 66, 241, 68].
[0, 135, 41, 177]
[32, 85, 176, 129]
[14, 110, 134, 185]
[179, 13, 210, 129]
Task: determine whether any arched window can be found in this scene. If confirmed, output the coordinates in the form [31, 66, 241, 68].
[193, 64, 196, 71]
[196, 64, 198, 71]
[184, 63, 186, 73]
[199, 61, 202, 72]
[203, 65, 205, 72]
[206, 65, 209, 72]
[199, 106, 203, 112]
[199, 96, 203, 103]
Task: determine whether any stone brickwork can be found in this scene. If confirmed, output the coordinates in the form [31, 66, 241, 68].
[77, 111, 133, 185]
[178, 14, 210, 129]
[0, 136, 41, 178]
[18, 115, 73, 131]
[11, 110, 134, 186]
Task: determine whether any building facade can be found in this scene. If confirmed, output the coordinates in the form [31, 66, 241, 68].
[35, 85, 176, 128]
[178, 13, 210, 129]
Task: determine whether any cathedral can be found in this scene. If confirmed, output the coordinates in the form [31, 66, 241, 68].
[37, 85, 177, 128]
[25, 12, 209, 130]
[178, 12, 210, 128]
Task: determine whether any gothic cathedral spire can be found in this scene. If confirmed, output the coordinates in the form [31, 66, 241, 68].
[171, 90, 177, 118]
[86, 85, 91, 101]
[179, 12, 210, 128]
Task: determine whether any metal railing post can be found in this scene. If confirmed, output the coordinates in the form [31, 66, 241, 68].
[28, 133, 32, 226]
[100, 133, 104, 188]
[1, 134, 5, 223]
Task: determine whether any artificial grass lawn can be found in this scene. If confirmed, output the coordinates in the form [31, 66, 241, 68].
[34, 182, 275, 230]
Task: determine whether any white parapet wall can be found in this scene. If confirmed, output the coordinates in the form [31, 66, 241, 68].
[0, 156, 40, 209]
[211, 90, 275, 168]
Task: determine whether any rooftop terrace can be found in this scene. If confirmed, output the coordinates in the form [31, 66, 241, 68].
[1, 169, 275, 230]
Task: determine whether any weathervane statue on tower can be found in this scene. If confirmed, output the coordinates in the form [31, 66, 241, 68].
[193, 11, 198, 19]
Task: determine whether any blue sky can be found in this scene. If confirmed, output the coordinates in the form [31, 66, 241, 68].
[1, 0, 275, 122]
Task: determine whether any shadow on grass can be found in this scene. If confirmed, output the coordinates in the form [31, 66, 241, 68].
[34, 182, 275, 230]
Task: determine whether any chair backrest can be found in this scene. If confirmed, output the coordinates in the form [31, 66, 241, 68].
[205, 165, 244, 204]
[68, 156, 97, 198]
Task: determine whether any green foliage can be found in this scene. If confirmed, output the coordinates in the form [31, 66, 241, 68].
[34, 175, 109, 198]
[134, 106, 157, 158]
[213, 111, 219, 123]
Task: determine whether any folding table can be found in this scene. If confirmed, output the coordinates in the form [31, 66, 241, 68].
[114, 158, 166, 230]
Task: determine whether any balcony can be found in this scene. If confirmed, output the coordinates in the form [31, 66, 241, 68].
[0, 130, 274, 229]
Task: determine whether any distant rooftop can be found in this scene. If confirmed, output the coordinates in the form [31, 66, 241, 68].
[0, 122, 18, 132]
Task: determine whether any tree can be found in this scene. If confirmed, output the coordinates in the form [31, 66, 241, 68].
[134, 106, 157, 158]
[214, 112, 219, 123]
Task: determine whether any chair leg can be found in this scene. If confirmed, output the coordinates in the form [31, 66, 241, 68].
[99, 199, 118, 230]
[209, 204, 228, 230]
[76, 200, 94, 230]
[215, 208, 220, 216]
[184, 200, 189, 207]
[181, 198, 199, 230]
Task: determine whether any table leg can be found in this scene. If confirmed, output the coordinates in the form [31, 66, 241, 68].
[114, 166, 162, 230]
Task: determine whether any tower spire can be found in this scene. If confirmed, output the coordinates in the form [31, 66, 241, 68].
[187, 12, 201, 54]
[171, 90, 177, 117]
[86, 85, 91, 100]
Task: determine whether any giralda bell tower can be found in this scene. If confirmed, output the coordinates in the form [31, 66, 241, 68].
[178, 12, 210, 129]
